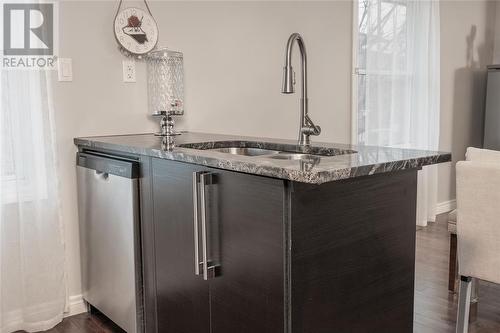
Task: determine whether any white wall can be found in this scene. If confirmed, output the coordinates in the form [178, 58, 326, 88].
[53, 0, 353, 300]
[438, 0, 496, 204]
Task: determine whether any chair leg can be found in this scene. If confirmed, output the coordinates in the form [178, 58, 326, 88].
[449, 234, 458, 292]
[469, 278, 479, 322]
[456, 276, 472, 333]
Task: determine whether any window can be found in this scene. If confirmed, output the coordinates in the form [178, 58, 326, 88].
[1, 105, 16, 181]
[353, 0, 440, 151]
[354, 0, 410, 146]
[1, 71, 49, 204]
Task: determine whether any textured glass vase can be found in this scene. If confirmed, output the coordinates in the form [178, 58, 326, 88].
[147, 48, 184, 116]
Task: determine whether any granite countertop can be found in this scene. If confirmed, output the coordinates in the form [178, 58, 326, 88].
[74, 132, 451, 184]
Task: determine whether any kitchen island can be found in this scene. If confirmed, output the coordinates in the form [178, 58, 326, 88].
[75, 132, 450, 333]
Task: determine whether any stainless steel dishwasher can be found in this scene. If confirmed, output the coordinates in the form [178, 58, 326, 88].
[76, 152, 142, 333]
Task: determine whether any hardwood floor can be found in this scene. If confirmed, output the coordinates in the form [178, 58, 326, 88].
[36, 214, 500, 333]
[32, 307, 124, 333]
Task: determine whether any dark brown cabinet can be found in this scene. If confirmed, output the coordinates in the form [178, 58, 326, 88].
[142, 157, 418, 333]
[150, 158, 285, 333]
[151, 160, 209, 333]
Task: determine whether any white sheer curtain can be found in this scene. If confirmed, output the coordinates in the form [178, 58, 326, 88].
[357, 0, 440, 226]
[0, 69, 67, 332]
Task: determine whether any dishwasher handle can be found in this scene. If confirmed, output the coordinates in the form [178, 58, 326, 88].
[93, 170, 110, 181]
[77, 152, 139, 179]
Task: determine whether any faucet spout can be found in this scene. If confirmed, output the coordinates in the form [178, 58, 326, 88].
[281, 33, 321, 146]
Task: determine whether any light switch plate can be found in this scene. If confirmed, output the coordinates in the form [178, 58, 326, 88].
[122, 60, 136, 83]
[57, 58, 72, 82]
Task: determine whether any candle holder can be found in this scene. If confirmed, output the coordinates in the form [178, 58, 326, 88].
[147, 48, 184, 136]
[155, 111, 180, 137]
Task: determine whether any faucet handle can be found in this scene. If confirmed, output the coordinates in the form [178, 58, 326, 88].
[302, 125, 321, 136]
[313, 125, 321, 135]
[303, 114, 321, 136]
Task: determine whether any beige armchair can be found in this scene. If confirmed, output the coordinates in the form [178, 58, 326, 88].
[456, 147, 500, 333]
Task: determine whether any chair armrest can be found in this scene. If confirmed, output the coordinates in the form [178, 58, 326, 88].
[456, 161, 500, 284]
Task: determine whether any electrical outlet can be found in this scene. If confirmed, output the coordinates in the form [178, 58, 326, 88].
[122, 60, 136, 83]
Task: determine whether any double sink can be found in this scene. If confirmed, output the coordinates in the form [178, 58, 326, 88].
[209, 147, 317, 161]
[179, 141, 357, 161]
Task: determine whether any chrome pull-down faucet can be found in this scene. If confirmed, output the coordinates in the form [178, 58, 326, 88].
[281, 33, 321, 146]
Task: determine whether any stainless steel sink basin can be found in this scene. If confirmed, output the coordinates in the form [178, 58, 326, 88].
[209, 147, 281, 157]
[267, 153, 319, 161]
[208, 148, 324, 162]
[179, 141, 357, 158]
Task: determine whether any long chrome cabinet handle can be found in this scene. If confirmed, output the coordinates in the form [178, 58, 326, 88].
[192, 172, 201, 276]
[200, 173, 210, 280]
[193, 171, 219, 281]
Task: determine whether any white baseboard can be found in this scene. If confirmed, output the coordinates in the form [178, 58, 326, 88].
[64, 294, 87, 318]
[436, 199, 456, 215]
